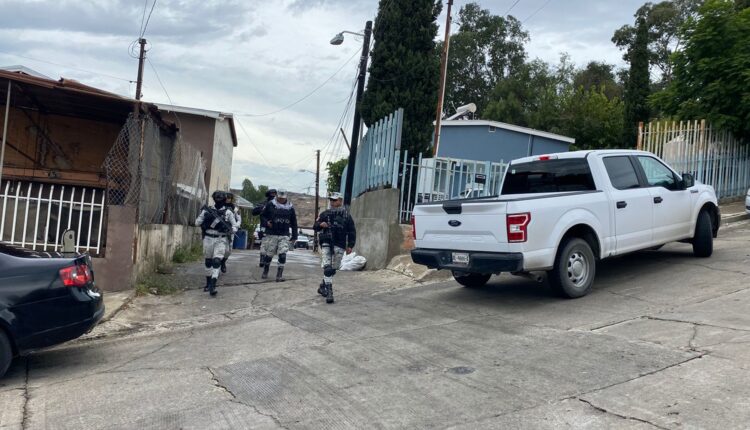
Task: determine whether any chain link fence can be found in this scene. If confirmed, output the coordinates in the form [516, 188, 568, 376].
[104, 113, 207, 225]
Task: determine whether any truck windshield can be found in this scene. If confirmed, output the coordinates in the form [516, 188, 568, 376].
[501, 159, 596, 194]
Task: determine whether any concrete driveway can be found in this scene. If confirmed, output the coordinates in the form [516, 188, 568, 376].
[1, 216, 749, 429]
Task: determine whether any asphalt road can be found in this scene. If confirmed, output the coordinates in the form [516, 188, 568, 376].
[2, 216, 749, 430]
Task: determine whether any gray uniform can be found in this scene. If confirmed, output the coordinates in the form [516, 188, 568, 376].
[224, 206, 241, 259]
[195, 206, 239, 279]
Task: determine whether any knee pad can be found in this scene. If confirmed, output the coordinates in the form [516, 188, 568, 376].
[204, 259, 212, 268]
[323, 265, 336, 277]
[212, 258, 222, 269]
[278, 253, 287, 264]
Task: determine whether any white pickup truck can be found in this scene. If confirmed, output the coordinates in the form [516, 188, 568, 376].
[411, 150, 720, 298]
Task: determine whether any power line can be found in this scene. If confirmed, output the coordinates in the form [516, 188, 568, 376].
[238, 47, 361, 117]
[504, 0, 522, 15]
[523, 0, 552, 23]
[138, 0, 149, 36]
[146, 58, 173, 105]
[235, 117, 272, 167]
[0, 49, 135, 83]
[140, 0, 158, 37]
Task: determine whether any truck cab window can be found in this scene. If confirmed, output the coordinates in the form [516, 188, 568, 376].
[637, 156, 678, 190]
[603, 156, 640, 190]
[501, 159, 596, 194]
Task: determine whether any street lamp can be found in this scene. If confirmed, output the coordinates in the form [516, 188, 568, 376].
[331, 21, 373, 206]
[329, 31, 364, 45]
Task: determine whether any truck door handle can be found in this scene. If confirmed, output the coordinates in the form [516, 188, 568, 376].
[653, 196, 663, 204]
[616, 201, 627, 209]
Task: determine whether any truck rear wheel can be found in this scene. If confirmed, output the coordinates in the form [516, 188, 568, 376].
[692, 210, 713, 258]
[452, 271, 491, 288]
[548, 238, 596, 298]
[0, 330, 12, 379]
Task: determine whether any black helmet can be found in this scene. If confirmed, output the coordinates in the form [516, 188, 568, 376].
[212, 190, 227, 205]
[265, 189, 277, 200]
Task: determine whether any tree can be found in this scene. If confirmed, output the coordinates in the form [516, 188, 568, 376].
[240, 179, 269, 204]
[483, 55, 574, 134]
[360, 0, 442, 155]
[613, 0, 702, 86]
[622, 16, 651, 147]
[442, 2, 528, 117]
[562, 86, 625, 150]
[325, 158, 348, 194]
[651, 0, 750, 140]
[572, 61, 622, 100]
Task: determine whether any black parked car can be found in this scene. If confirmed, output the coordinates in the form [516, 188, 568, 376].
[0, 243, 104, 378]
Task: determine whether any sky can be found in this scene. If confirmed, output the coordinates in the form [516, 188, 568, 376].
[0, 0, 645, 195]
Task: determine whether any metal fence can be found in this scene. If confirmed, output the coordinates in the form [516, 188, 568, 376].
[397, 153, 507, 223]
[639, 120, 750, 199]
[0, 180, 105, 255]
[104, 113, 207, 225]
[340, 108, 403, 198]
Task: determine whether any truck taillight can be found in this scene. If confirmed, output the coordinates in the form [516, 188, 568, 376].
[506, 213, 531, 243]
[411, 216, 416, 240]
[59, 264, 92, 287]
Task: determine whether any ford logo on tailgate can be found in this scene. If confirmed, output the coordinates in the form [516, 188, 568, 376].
[448, 220, 461, 227]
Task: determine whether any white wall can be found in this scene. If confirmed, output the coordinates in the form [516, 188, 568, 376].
[210, 119, 234, 193]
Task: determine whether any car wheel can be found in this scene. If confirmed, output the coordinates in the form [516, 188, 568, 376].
[693, 210, 713, 258]
[0, 330, 12, 379]
[452, 271, 491, 288]
[548, 237, 596, 299]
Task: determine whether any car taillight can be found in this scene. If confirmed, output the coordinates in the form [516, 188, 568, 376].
[59, 264, 92, 287]
[507, 213, 531, 243]
[411, 216, 416, 240]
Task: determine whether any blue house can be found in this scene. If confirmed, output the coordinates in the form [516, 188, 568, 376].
[436, 120, 574, 163]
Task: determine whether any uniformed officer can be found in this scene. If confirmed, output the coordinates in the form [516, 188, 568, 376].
[313, 192, 356, 304]
[252, 189, 277, 268]
[195, 191, 239, 296]
[220, 193, 242, 274]
[260, 189, 298, 282]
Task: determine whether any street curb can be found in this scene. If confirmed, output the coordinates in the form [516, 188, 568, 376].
[100, 291, 136, 324]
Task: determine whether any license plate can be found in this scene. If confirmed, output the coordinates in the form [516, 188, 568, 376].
[452, 252, 470, 265]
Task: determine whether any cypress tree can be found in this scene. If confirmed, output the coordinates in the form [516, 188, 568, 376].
[622, 16, 651, 147]
[360, 0, 442, 155]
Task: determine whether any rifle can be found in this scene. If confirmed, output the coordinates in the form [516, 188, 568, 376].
[203, 206, 234, 234]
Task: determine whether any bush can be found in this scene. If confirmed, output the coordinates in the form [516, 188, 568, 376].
[135, 277, 179, 296]
[172, 243, 203, 263]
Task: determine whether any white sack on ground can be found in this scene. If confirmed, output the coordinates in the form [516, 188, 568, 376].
[340, 252, 366, 271]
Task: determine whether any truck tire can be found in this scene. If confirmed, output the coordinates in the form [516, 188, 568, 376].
[693, 210, 713, 258]
[452, 271, 491, 288]
[0, 330, 12, 379]
[548, 238, 596, 298]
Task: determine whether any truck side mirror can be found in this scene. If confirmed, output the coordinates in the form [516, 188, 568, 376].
[681, 173, 695, 189]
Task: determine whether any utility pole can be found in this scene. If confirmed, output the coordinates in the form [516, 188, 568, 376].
[314, 149, 320, 252]
[433, 0, 453, 156]
[132, 38, 147, 263]
[134, 38, 147, 110]
[343, 20, 372, 206]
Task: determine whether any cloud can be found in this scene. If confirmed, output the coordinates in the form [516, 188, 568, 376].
[1, 0, 647, 194]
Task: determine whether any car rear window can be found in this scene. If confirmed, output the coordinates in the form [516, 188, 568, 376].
[501, 159, 596, 194]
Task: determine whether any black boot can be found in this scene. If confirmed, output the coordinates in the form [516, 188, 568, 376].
[204, 276, 211, 292]
[261, 262, 270, 279]
[208, 277, 218, 296]
[220, 258, 227, 273]
[326, 284, 334, 304]
[317, 280, 327, 297]
[276, 267, 285, 282]
[259, 254, 266, 268]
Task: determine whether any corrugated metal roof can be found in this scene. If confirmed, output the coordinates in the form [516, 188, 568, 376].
[155, 103, 238, 147]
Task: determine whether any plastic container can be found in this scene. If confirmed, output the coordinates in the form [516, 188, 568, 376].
[233, 230, 248, 249]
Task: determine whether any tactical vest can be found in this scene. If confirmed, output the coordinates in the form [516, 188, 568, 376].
[201, 206, 231, 233]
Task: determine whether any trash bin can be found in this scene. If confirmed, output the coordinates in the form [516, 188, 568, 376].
[233, 229, 248, 249]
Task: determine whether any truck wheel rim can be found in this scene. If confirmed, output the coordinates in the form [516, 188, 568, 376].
[567, 251, 588, 287]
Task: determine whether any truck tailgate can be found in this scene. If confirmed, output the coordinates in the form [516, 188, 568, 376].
[414, 200, 510, 252]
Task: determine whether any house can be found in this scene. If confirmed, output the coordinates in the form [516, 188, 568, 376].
[437, 119, 575, 163]
[154, 104, 237, 193]
[0, 67, 237, 290]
